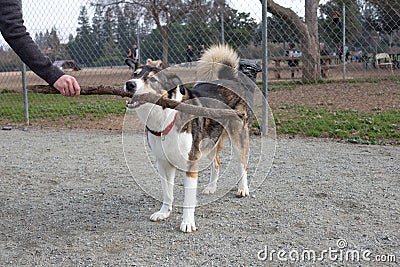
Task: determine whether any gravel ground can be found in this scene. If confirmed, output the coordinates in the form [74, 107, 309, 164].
[0, 128, 399, 266]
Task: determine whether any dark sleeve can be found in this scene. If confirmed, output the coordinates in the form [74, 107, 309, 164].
[0, 0, 65, 86]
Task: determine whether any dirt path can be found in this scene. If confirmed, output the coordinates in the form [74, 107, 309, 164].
[0, 128, 398, 266]
[268, 79, 400, 112]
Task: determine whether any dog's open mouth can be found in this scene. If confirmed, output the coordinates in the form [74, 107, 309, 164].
[126, 98, 145, 110]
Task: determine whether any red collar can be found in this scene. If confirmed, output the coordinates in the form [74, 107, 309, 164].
[147, 113, 178, 137]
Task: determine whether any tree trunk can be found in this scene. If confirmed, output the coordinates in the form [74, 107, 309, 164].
[302, 0, 321, 80]
[265, 0, 321, 81]
[160, 25, 170, 68]
[152, 9, 170, 68]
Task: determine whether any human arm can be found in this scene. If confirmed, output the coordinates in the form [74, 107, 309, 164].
[0, 0, 80, 96]
[53, 75, 81, 97]
[127, 49, 132, 58]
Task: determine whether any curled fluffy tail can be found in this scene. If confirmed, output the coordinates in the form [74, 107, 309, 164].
[198, 44, 240, 81]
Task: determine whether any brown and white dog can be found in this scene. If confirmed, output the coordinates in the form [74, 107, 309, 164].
[146, 58, 163, 68]
[124, 44, 249, 232]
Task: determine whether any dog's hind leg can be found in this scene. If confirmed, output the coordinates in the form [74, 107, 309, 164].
[150, 159, 175, 222]
[236, 158, 249, 197]
[202, 139, 223, 195]
[232, 127, 250, 197]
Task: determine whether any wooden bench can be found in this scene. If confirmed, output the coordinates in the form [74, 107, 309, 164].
[270, 55, 339, 79]
[375, 53, 393, 73]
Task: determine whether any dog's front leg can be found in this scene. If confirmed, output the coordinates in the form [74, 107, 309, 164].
[181, 175, 198, 233]
[150, 159, 175, 222]
[181, 150, 199, 232]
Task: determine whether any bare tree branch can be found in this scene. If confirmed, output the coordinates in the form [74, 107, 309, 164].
[27, 85, 131, 97]
[265, 0, 308, 35]
[130, 93, 245, 119]
[260, 0, 321, 80]
[27, 85, 245, 120]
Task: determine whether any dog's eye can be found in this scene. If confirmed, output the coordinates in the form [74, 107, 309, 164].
[179, 86, 185, 95]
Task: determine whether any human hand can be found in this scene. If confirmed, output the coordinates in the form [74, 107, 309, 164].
[53, 75, 81, 97]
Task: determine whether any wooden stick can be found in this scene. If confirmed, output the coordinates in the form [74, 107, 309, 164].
[27, 85, 245, 119]
[131, 93, 244, 119]
[27, 85, 131, 97]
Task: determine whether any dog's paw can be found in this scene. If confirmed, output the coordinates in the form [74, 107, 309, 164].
[236, 185, 249, 198]
[202, 184, 217, 195]
[150, 210, 170, 221]
[180, 220, 197, 233]
[180, 208, 196, 233]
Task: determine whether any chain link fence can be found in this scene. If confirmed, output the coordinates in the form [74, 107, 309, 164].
[0, 0, 399, 142]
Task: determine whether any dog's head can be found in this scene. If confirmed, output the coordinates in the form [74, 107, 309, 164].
[124, 65, 188, 109]
[124, 65, 161, 96]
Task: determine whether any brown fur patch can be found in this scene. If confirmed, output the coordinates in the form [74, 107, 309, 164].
[215, 138, 224, 169]
[161, 90, 168, 98]
[186, 171, 198, 179]
[186, 147, 200, 178]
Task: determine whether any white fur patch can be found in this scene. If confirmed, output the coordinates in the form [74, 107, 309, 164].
[181, 176, 198, 232]
[172, 85, 184, 102]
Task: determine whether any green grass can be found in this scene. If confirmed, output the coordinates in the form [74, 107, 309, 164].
[0, 93, 126, 123]
[1, 92, 399, 145]
[274, 105, 400, 145]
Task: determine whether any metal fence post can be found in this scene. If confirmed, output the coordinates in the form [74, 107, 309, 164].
[261, 0, 268, 136]
[221, 11, 225, 45]
[137, 23, 140, 64]
[342, 3, 346, 80]
[22, 63, 29, 127]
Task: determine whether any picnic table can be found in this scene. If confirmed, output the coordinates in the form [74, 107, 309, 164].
[270, 55, 339, 79]
[364, 53, 399, 70]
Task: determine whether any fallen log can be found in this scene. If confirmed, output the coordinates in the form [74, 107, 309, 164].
[28, 85, 245, 120]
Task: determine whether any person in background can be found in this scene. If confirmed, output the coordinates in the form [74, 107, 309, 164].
[285, 42, 299, 79]
[125, 44, 139, 70]
[198, 44, 206, 58]
[126, 48, 134, 69]
[0, 0, 80, 97]
[131, 44, 139, 69]
[186, 44, 195, 62]
[344, 45, 350, 62]
[337, 42, 344, 62]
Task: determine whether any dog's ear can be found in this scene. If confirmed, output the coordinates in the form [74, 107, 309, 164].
[179, 85, 186, 95]
[179, 85, 192, 102]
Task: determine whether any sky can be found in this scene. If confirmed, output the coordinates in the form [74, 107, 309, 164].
[0, 0, 311, 47]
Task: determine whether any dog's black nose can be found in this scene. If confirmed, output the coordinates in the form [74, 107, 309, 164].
[125, 81, 137, 94]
